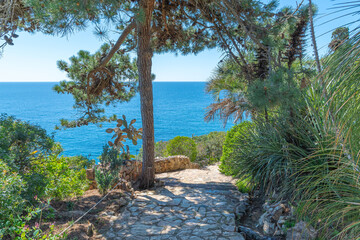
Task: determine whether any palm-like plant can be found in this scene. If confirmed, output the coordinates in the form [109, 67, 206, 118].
[205, 58, 250, 125]
[205, 3, 313, 124]
[296, 17, 360, 238]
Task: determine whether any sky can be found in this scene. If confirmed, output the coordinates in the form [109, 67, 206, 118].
[0, 0, 358, 82]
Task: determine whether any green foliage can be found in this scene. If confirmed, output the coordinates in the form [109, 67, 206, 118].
[154, 141, 168, 158]
[0, 159, 26, 238]
[137, 140, 168, 160]
[205, 3, 314, 123]
[0, 114, 91, 201]
[235, 178, 252, 194]
[95, 145, 123, 195]
[166, 136, 197, 162]
[106, 115, 142, 154]
[193, 131, 226, 166]
[137, 132, 226, 166]
[0, 114, 55, 173]
[293, 30, 360, 239]
[328, 27, 349, 51]
[0, 160, 63, 239]
[26, 147, 92, 200]
[54, 45, 138, 129]
[219, 121, 253, 176]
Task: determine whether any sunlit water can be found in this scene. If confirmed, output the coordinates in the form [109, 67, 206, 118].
[0, 82, 234, 159]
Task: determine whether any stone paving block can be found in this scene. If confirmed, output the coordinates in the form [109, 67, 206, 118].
[101, 164, 243, 240]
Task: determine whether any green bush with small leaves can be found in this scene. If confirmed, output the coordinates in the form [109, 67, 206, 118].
[0, 159, 26, 238]
[166, 136, 197, 162]
[0, 114, 92, 201]
[95, 145, 124, 195]
[219, 121, 253, 176]
[193, 131, 226, 166]
[0, 114, 55, 174]
[26, 146, 93, 200]
[0, 160, 63, 239]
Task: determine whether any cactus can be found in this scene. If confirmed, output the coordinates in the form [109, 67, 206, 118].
[106, 115, 142, 160]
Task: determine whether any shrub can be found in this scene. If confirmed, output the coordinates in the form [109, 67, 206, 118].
[26, 147, 92, 200]
[0, 114, 55, 173]
[154, 141, 168, 158]
[0, 114, 92, 201]
[0, 159, 27, 238]
[193, 131, 226, 166]
[95, 145, 123, 195]
[235, 178, 252, 193]
[166, 136, 197, 162]
[219, 121, 253, 176]
[0, 160, 62, 239]
[136, 140, 169, 160]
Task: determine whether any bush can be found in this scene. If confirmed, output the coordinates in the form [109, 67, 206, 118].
[0, 114, 55, 173]
[0, 159, 27, 238]
[26, 146, 92, 200]
[136, 140, 168, 160]
[0, 114, 92, 201]
[0, 160, 61, 239]
[193, 131, 226, 166]
[166, 136, 197, 162]
[219, 121, 253, 176]
[95, 145, 123, 195]
[154, 141, 168, 158]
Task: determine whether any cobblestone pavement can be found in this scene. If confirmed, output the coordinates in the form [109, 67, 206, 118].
[103, 165, 245, 240]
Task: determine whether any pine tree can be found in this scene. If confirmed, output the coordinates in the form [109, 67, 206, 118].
[203, 1, 315, 123]
[23, 0, 216, 189]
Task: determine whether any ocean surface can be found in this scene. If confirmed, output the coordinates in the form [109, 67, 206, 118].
[0, 82, 234, 159]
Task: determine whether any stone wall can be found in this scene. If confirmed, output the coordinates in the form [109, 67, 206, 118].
[86, 155, 199, 190]
[154, 155, 200, 173]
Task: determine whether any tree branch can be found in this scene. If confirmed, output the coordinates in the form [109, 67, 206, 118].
[99, 20, 136, 68]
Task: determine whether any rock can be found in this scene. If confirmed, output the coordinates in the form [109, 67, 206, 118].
[263, 220, 275, 235]
[154, 155, 199, 173]
[258, 212, 266, 227]
[286, 221, 317, 240]
[271, 204, 285, 221]
[277, 216, 286, 225]
[234, 194, 250, 224]
[107, 198, 128, 212]
[86, 168, 95, 180]
[87, 222, 95, 237]
[87, 156, 200, 190]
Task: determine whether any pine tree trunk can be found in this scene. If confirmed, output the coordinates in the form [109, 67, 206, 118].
[308, 0, 321, 73]
[137, 0, 155, 189]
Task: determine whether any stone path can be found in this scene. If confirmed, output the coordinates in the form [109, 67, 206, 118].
[104, 165, 245, 240]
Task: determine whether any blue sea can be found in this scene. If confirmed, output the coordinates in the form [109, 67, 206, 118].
[0, 82, 233, 159]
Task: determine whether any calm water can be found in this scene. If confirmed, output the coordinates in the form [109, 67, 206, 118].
[0, 82, 233, 159]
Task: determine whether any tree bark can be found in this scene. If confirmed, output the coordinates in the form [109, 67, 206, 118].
[308, 0, 321, 73]
[137, 0, 155, 189]
[99, 20, 136, 68]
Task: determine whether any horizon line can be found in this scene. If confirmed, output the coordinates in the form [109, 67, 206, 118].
[0, 80, 209, 83]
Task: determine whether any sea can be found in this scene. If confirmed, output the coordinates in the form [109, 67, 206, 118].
[0, 82, 234, 159]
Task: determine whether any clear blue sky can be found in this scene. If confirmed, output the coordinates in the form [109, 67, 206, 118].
[0, 0, 357, 82]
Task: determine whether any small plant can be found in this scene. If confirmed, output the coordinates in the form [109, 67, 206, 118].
[96, 116, 142, 195]
[193, 131, 226, 166]
[284, 219, 296, 229]
[166, 136, 197, 162]
[25, 145, 92, 201]
[219, 121, 253, 176]
[236, 178, 253, 193]
[95, 145, 123, 195]
[106, 115, 142, 155]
